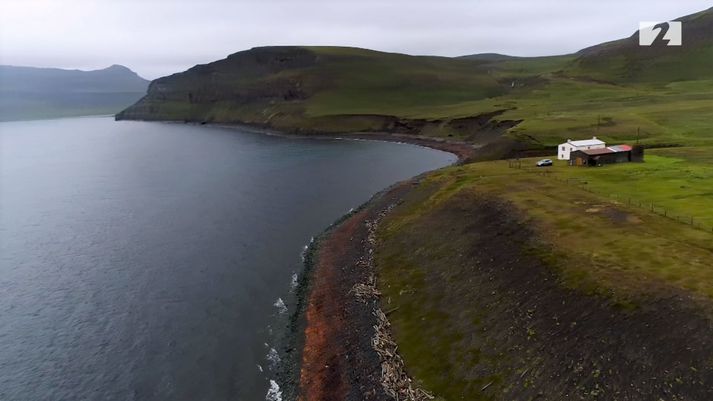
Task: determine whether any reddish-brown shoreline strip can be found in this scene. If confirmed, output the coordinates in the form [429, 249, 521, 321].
[299, 210, 365, 401]
[298, 183, 417, 401]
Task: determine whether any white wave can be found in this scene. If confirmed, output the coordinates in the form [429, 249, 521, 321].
[273, 297, 287, 314]
[265, 379, 282, 401]
[290, 272, 298, 290]
[300, 237, 315, 262]
[266, 347, 281, 370]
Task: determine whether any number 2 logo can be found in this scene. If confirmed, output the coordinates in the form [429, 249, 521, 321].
[639, 21, 682, 46]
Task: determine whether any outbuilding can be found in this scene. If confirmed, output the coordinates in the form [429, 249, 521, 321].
[558, 137, 606, 160]
[569, 144, 644, 166]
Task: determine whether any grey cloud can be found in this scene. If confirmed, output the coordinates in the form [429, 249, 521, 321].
[0, 0, 710, 79]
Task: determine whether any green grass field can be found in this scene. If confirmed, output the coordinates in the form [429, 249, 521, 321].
[393, 75, 713, 147]
[376, 154, 713, 400]
[525, 148, 713, 229]
[297, 45, 713, 150]
[391, 155, 713, 298]
[299, 47, 713, 149]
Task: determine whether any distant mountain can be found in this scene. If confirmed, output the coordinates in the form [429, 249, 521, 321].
[457, 53, 520, 62]
[0, 65, 149, 121]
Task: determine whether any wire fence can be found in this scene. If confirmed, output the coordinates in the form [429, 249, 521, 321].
[507, 160, 713, 234]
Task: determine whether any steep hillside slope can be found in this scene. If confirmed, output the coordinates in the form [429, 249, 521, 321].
[116, 46, 509, 135]
[569, 6, 713, 82]
[0, 65, 149, 121]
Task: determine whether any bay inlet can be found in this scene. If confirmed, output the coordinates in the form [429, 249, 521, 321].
[0, 116, 455, 401]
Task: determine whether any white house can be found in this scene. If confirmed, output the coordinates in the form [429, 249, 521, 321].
[558, 137, 606, 160]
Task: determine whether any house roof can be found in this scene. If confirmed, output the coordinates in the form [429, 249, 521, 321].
[566, 137, 605, 147]
[578, 144, 632, 156]
[580, 148, 614, 155]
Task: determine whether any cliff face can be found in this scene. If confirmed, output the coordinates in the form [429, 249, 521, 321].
[116, 47, 321, 124]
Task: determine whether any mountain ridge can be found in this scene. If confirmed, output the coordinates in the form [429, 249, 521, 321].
[570, 6, 713, 82]
[0, 64, 149, 121]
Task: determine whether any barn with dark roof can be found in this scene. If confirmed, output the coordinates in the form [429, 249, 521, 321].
[569, 145, 644, 166]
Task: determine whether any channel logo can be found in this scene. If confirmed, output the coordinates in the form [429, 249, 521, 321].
[639, 21, 682, 46]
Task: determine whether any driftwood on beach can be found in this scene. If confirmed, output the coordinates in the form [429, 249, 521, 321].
[353, 207, 435, 401]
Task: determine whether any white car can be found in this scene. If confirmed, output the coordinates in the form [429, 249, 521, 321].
[536, 159, 553, 167]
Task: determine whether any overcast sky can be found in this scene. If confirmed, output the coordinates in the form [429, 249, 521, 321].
[0, 0, 710, 79]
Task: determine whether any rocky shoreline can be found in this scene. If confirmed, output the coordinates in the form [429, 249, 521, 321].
[116, 118, 483, 164]
[290, 180, 424, 401]
[282, 140, 466, 401]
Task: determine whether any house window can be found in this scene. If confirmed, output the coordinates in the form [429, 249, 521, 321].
[561, 146, 565, 151]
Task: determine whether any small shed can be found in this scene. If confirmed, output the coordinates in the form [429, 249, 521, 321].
[569, 145, 644, 166]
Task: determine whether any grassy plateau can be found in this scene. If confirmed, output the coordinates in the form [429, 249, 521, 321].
[376, 153, 713, 399]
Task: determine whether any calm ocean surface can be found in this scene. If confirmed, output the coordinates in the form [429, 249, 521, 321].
[0, 117, 455, 401]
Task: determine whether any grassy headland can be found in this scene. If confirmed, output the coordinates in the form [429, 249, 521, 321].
[376, 157, 713, 400]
